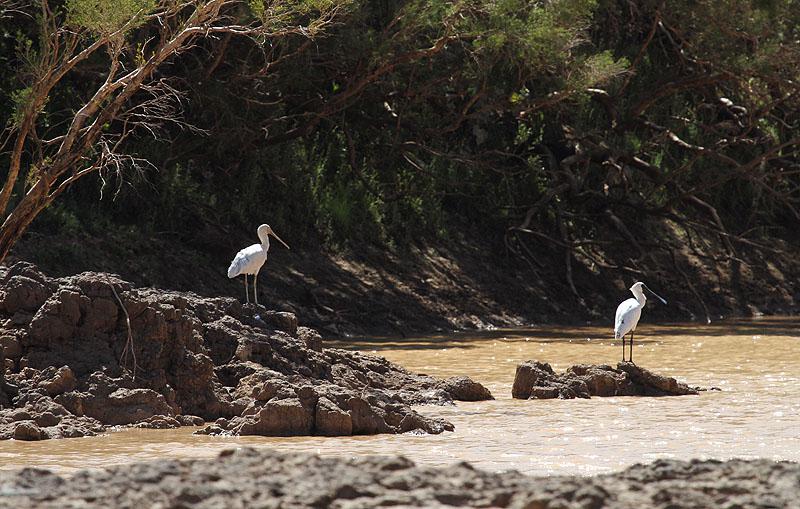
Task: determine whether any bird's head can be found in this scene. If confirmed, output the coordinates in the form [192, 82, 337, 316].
[257, 224, 290, 250]
[630, 282, 667, 304]
[257, 224, 272, 238]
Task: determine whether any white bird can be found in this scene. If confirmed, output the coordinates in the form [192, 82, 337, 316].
[227, 224, 289, 305]
[614, 282, 666, 363]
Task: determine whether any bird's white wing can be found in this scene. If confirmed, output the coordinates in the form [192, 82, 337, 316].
[614, 298, 641, 338]
[227, 244, 263, 278]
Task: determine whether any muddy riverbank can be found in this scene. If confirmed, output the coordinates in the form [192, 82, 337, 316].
[11, 225, 800, 338]
[0, 447, 797, 508]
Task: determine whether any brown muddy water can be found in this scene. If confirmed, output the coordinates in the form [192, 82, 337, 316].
[1, 319, 798, 476]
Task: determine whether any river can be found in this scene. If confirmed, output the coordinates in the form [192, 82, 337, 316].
[0, 319, 797, 476]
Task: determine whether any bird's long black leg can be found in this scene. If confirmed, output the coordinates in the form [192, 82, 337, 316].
[244, 274, 249, 304]
[621, 334, 626, 362]
[254, 271, 259, 306]
[629, 332, 635, 364]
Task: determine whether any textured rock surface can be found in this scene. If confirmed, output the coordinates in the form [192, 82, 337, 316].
[512, 360, 699, 399]
[0, 262, 491, 440]
[0, 447, 796, 508]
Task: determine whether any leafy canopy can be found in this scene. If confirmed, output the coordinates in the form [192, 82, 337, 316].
[65, 0, 156, 35]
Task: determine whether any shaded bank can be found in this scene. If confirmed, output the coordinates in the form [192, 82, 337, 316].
[10, 221, 800, 338]
[0, 447, 797, 508]
[0, 263, 490, 440]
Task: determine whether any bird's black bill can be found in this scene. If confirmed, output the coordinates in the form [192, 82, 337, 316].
[642, 284, 667, 304]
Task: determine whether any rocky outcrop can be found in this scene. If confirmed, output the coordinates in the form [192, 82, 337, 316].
[512, 360, 699, 399]
[438, 375, 494, 401]
[0, 262, 491, 440]
[0, 447, 796, 508]
[197, 380, 453, 437]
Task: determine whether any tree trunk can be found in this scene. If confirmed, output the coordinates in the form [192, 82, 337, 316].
[0, 181, 51, 263]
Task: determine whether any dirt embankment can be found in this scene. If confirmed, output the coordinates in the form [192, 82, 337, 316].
[12, 222, 800, 338]
[0, 447, 796, 508]
[0, 262, 491, 440]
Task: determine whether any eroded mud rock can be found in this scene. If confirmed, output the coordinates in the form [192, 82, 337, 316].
[512, 360, 699, 399]
[439, 375, 494, 401]
[133, 415, 183, 429]
[0, 447, 796, 508]
[0, 262, 491, 440]
[197, 381, 453, 437]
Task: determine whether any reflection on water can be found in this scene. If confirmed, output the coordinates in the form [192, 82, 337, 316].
[0, 318, 798, 476]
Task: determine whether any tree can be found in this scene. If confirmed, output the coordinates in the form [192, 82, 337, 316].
[499, 0, 800, 312]
[163, 0, 628, 244]
[0, 0, 345, 261]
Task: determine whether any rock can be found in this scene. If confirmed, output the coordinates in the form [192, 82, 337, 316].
[45, 414, 105, 439]
[0, 408, 103, 440]
[0, 335, 22, 359]
[567, 364, 624, 396]
[512, 360, 701, 400]
[232, 370, 289, 401]
[345, 395, 392, 434]
[617, 362, 699, 396]
[34, 412, 60, 427]
[0, 262, 490, 440]
[260, 311, 298, 336]
[234, 398, 314, 436]
[530, 386, 561, 399]
[53, 392, 84, 416]
[11, 421, 45, 441]
[11, 409, 32, 421]
[0, 263, 54, 315]
[83, 388, 176, 426]
[133, 415, 182, 429]
[439, 376, 494, 401]
[296, 326, 322, 352]
[177, 415, 205, 426]
[0, 448, 795, 508]
[315, 396, 352, 435]
[396, 411, 454, 434]
[193, 424, 225, 436]
[0, 348, 16, 407]
[511, 361, 568, 399]
[37, 366, 77, 396]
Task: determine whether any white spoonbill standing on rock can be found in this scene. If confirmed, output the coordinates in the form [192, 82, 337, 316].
[228, 224, 290, 305]
[614, 282, 667, 363]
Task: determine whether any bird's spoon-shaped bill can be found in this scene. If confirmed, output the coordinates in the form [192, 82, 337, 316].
[271, 230, 290, 250]
[643, 284, 667, 304]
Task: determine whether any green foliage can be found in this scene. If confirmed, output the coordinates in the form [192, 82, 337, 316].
[250, 0, 344, 16]
[5, 0, 800, 263]
[249, 0, 351, 29]
[65, 0, 155, 35]
[476, 0, 597, 65]
[9, 86, 32, 126]
[573, 51, 628, 88]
